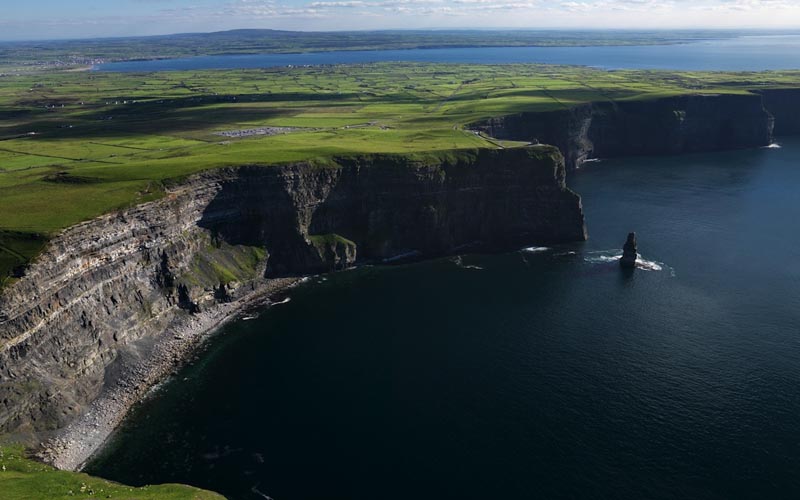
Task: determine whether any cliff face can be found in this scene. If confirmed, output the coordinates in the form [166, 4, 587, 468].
[472, 93, 777, 169]
[199, 148, 586, 274]
[0, 146, 586, 436]
[473, 104, 595, 171]
[759, 89, 800, 136]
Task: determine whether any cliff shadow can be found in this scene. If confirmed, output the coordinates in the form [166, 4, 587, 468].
[196, 166, 319, 277]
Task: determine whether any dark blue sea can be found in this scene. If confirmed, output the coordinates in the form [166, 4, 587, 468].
[87, 138, 800, 499]
[95, 35, 800, 72]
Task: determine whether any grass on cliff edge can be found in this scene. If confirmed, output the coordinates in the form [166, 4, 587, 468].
[1, 62, 800, 282]
[0, 446, 226, 500]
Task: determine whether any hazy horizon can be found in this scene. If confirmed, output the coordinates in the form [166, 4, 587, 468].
[3, 0, 800, 42]
[6, 27, 800, 44]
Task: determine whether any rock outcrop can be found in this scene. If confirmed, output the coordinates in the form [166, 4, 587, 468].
[471, 93, 777, 170]
[620, 233, 638, 269]
[0, 146, 586, 438]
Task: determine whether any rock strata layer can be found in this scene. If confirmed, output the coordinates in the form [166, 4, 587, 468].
[0, 146, 586, 454]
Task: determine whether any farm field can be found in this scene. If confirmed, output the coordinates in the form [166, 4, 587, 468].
[1, 62, 800, 281]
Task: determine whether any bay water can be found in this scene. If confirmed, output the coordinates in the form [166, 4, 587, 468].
[96, 35, 800, 72]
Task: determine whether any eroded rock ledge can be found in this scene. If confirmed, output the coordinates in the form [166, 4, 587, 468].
[0, 146, 586, 456]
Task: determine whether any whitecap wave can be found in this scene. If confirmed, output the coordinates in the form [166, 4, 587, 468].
[583, 250, 671, 273]
[271, 297, 291, 306]
[635, 258, 663, 272]
[451, 255, 484, 270]
[522, 246, 550, 253]
[584, 250, 623, 264]
[554, 251, 578, 257]
[764, 143, 782, 149]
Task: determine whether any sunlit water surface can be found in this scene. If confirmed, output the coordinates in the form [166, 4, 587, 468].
[96, 35, 800, 71]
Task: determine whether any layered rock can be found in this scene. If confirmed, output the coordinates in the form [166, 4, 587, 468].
[0, 146, 586, 437]
[471, 93, 776, 169]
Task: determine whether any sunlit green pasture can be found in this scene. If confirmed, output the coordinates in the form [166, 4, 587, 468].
[1, 62, 799, 279]
[0, 446, 225, 500]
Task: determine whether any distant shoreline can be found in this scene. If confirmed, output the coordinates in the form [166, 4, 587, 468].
[90, 36, 800, 73]
[1, 28, 753, 71]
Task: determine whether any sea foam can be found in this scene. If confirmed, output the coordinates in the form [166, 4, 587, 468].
[522, 246, 550, 253]
[583, 250, 671, 273]
[451, 255, 484, 270]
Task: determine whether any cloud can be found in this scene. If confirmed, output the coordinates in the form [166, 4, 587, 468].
[3, 0, 800, 40]
[309, 1, 367, 6]
[219, 0, 800, 19]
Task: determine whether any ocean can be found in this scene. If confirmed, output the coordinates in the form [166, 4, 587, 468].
[87, 138, 800, 500]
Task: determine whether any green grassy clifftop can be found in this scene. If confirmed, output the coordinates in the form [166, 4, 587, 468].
[1, 62, 800, 281]
[0, 446, 225, 500]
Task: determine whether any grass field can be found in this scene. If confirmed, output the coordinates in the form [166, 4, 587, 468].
[0, 446, 224, 500]
[1, 62, 800, 280]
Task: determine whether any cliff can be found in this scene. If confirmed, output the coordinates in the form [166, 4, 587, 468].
[471, 93, 780, 169]
[0, 146, 586, 439]
[759, 89, 800, 136]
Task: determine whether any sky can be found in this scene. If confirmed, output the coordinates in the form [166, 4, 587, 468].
[2, 0, 800, 41]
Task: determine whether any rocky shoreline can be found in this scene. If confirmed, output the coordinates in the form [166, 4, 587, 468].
[37, 277, 299, 471]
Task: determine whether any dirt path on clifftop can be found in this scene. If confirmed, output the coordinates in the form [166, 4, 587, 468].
[37, 277, 300, 472]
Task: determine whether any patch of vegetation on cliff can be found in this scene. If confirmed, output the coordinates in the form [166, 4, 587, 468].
[0, 62, 799, 285]
[181, 238, 267, 288]
[309, 233, 357, 248]
[0, 446, 225, 500]
[309, 234, 358, 270]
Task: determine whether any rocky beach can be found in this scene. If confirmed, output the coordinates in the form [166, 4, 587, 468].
[38, 277, 299, 471]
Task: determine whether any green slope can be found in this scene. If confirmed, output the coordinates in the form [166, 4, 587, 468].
[0, 446, 225, 500]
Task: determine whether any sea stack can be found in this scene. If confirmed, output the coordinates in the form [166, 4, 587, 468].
[620, 232, 638, 269]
